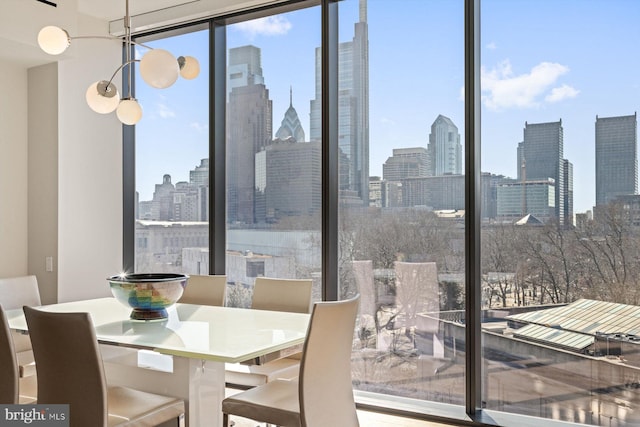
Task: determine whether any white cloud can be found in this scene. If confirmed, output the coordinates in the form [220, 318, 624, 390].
[481, 60, 576, 110]
[234, 16, 292, 39]
[157, 103, 176, 119]
[545, 84, 580, 103]
[190, 122, 208, 133]
[380, 117, 396, 125]
[486, 42, 497, 50]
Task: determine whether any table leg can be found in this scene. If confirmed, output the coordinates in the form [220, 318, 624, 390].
[181, 357, 225, 426]
[101, 346, 225, 426]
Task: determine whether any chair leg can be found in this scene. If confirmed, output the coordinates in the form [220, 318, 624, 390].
[223, 413, 230, 427]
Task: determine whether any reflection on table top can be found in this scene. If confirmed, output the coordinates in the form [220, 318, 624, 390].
[7, 297, 309, 363]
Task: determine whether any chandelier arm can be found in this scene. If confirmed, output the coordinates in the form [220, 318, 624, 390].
[105, 59, 140, 92]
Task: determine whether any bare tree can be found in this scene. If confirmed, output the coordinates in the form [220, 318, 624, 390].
[482, 224, 520, 307]
[516, 223, 581, 304]
[574, 203, 640, 304]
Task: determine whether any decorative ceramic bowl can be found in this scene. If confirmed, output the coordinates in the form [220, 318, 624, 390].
[108, 273, 189, 320]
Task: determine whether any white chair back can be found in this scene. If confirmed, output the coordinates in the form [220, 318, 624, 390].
[252, 277, 313, 314]
[299, 295, 360, 427]
[179, 274, 227, 306]
[0, 275, 41, 353]
[0, 275, 41, 310]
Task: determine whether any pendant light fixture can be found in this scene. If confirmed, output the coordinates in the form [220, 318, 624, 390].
[37, 0, 199, 125]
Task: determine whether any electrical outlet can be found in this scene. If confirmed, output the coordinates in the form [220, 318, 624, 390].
[46, 256, 53, 272]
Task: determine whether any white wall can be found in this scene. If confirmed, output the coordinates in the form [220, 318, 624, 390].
[28, 63, 59, 304]
[56, 13, 123, 302]
[0, 61, 28, 278]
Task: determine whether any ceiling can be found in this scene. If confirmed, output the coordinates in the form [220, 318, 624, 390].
[2, 0, 256, 67]
[78, 0, 200, 22]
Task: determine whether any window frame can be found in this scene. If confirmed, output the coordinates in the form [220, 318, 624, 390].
[122, 1, 580, 426]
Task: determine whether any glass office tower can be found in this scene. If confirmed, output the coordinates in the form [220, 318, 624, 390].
[595, 113, 638, 207]
[517, 120, 566, 225]
[310, 0, 369, 204]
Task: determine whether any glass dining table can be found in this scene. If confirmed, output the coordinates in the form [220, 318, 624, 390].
[6, 297, 310, 427]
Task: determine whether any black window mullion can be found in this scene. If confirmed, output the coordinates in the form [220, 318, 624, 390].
[464, 0, 482, 417]
[122, 41, 136, 273]
[210, 21, 227, 275]
[321, 0, 339, 302]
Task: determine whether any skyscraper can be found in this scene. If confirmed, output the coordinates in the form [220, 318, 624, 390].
[274, 88, 305, 143]
[310, 0, 369, 204]
[227, 45, 264, 95]
[227, 45, 273, 224]
[563, 159, 574, 225]
[383, 147, 429, 181]
[427, 115, 462, 176]
[595, 113, 638, 207]
[497, 179, 556, 223]
[151, 174, 175, 221]
[189, 158, 209, 188]
[517, 120, 566, 225]
[255, 141, 322, 222]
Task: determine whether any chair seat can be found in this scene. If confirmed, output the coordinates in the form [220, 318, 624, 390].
[107, 386, 184, 427]
[222, 380, 300, 427]
[225, 357, 301, 388]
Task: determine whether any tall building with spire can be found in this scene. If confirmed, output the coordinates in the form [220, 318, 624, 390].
[227, 45, 273, 224]
[275, 88, 305, 143]
[310, 0, 369, 205]
[595, 113, 637, 207]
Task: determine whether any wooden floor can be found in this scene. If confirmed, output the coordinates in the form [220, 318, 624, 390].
[225, 387, 455, 427]
[230, 410, 453, 427]
[356, 410, 454, 426]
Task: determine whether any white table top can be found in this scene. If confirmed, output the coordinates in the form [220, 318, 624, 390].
[7, 297, 310, 363]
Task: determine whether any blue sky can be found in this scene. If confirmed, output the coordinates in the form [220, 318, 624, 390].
[135, 0, 640, 214]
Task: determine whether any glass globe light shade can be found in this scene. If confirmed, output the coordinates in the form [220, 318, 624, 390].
[140, 49, 179, 89]
[116, 99, 143, 125]
[85, 81, 120, 114]
[37, 26, 70, 55]
[178, 56, 200, 80]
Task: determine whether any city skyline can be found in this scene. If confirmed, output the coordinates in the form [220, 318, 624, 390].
[135, 92, 636, 224]
[134, 0, 640, 214]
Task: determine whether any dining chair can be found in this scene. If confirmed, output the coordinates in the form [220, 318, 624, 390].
[222, 295, 361, 427]
[0, 304, 36, 404]
[225, 277, 313, 389]
[179, 274, 227, 306]
[251, 277, 313, 314]
[23, 306, 185, 427]
[0, 304, 18, 403]
[0, 276, 41, 388]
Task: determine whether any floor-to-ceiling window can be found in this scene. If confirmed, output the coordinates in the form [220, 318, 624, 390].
[127, 1, 640, 425]
[133, 29, 210, 275]
[481, 1, 640, 425]
[336, 0, 468, 407]
[224, 6, 322, 308]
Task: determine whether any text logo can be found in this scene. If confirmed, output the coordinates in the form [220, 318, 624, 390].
[0, 405, 68, 426]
